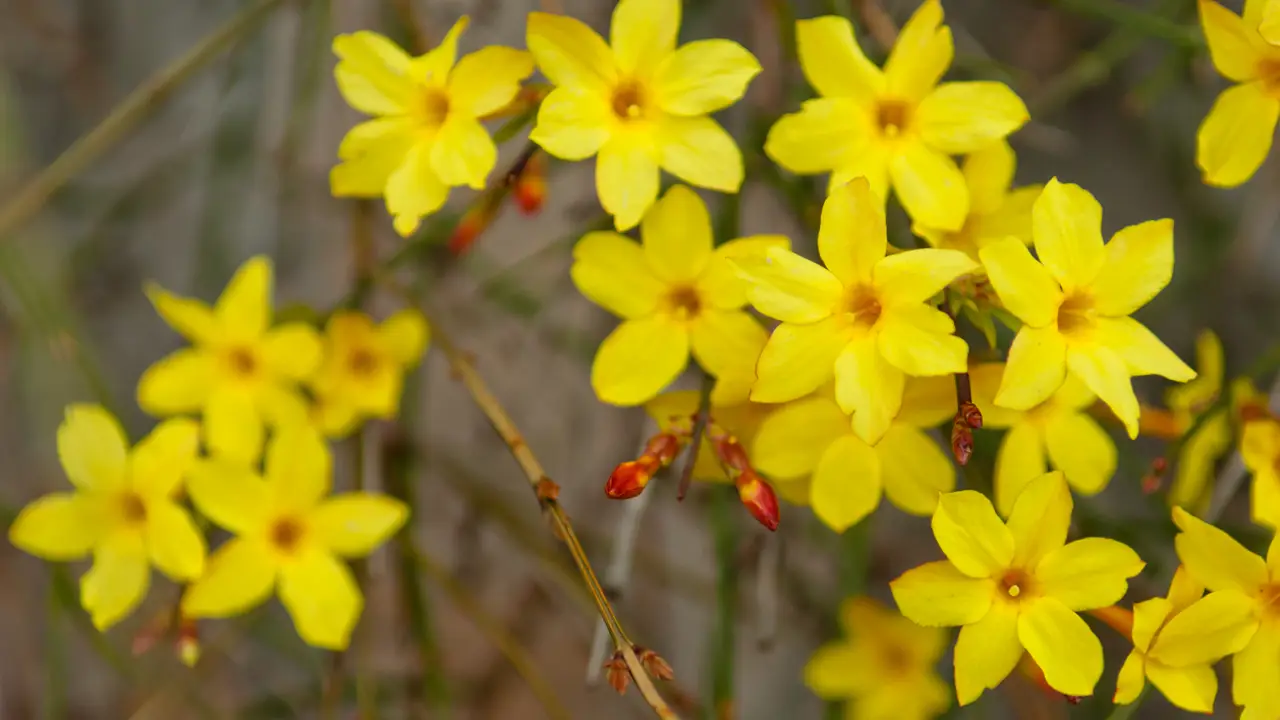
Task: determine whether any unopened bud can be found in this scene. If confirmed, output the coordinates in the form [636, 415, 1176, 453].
[1141, 457, 1168, 494]
[709, 425, 751, 473]
[606, 456, 660, 499]
[636, 646, 674, 681]
[959, 400, 983, 429]
[736, 469, 780, 531]
[177, 616, 200, 667]
[603, 653, 630, 695]
[950, 421, 973, 466]
[513, 153, 546, 216]
[448, 194, 501, 256]
[644, 431, 684, 467]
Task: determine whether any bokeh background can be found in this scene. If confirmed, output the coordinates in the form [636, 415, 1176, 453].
[0, 0, 1275, 718]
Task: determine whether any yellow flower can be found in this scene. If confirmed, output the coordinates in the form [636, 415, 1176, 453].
[1196, 0, 1280, 187]
[182, 426, 408, 650]
[1242, 418, 1280, 528]
[9, 406, 205, 630]
[332, 20, 535, 236]
[526, 0, 761, 231]
[752, 376, 956, 532]
[138, 257, 322, 465]
[309, 310, 430, 438]
[913, 140, 1041, 265]
[890, 472, 1144, 705]
[571, 184, 785, 406]
[1114, 567, 1256, 713]
[732, 178, 978, 444]
[971, 363, 1115, 516]
[644, 389, 774, 488]
[765, 3, 1029, 231]
[1170, 507, 1280, 718]
[805, 596, 950, 720]
[1166, 330, 1233, 511]
[978, 179, 1195, 439]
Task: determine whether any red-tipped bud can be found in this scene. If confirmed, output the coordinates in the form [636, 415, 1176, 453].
[448, 195, 501, 256]
[177, 616, 201, 667]
[1141, 457, 1168, 494]
[644, 431, 684, 467]
[514, 154, 546, 216]
[709, 425, 752, 473]
[606, 456, 660, 499]
[603, 653, 630, 695]
[736, 469, 780, 531]
[951, 421, 973, 466]
[636, 646, 674, 681]
[959, 400, 983, 429]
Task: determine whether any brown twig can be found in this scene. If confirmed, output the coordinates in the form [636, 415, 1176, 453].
[677, 373, 715, 501]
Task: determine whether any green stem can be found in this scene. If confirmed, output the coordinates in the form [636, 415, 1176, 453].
[1105, 687, 1147, 720]
[708, 487, 739, 720]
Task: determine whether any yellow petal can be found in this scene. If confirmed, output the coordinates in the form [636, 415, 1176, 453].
[1091, 219, 1174, 316]
[331, 120, 417, 197]
[932, 490, 1015, 578]
[970, 363, 1025, 429]
[656, 115, 743, 193]
[751, 318, 850, 403]
[385, 139, 450, 237]
[146, 500, 206, 581]
[1006, 470, 1072, 567]
[259, 385, 311, 429]
[1017, 597, 1103, 697]
[978, 185, 1041, 245]
[804, 642, 877, 698]
[1133, 597, 1174, 654]
[310, 493, 409, 557]
[137, 349, 216, 415]
[752, 396, 849, 479]
[204, 389, 264, 466]
[954, 601, 1023, 706]
[1032, 179, 1105, 292]
[529, 87, 612, 160]
[1150, 589, 1259, 666]
[897, 375, 958, 428]
[279, 548, 363, 650]
[81, 536, 151, 630]
[260, 323, 322, 381]
[9, 493, 104, 560]
[877, 424, 954, 515]
[144, 283, 219, 344]
[963, 140, 1016, 215]
[1113, 652, 1146, 705]
[890, 559, 995, 626]
[994, 423, 1048, 518]
[818, 177, 887, 286]
[1146, 661, 1219, 714]
[690, 311, 767, 380]
[1197, 81, 1280, 188]
[732, 246, 842, 323]
[830, 141, 892, 202]
[1253, 466, 1280, 528]
[876, 304, 969, 376]
[430, 117, 497, 189]
[447, 47, 535, 117]
[571, 231, 665, 319]
[610, 0, 678, 73]
[1096, 317, 1195, 381]
[916, 81, 1029, 155]
[1043, 411, 1116, 495]
[835, 334, 905, 445]
[810, 435, 881, 532]
[994, 326, 1068, 410]
[130, 418, 200, 500]
[1166, 329, 1223, 415]
[182, 537, 277, 618]
[216, 256, 271, 341]
[1200, 0, 1265, 82]
[1036, 537, 1144, 610]
[1173, 506, 1268, 593]
[526, 12, 617, 93]
[978, 237, 1063, 327]
[698, 235, 792, 310]
[57, 404, 128, 492]
[598, 134, 660, 231]
[655, 40, 761, 115]
[883, 0, 952, 101]
[873, 248, 979, 306]
[187, 459, 271, 534]
[591, 316, 689, 406]
[332, 31, 413, 115]
[1267, 529, 1280, 576]
[410, 17, 468, 84]
[1066, 344, 1140, 439]
[642, 184, 712, 283]
[889, 142, 968, 232]
[378, 309, 430, 366]
[1167, 565, 1207, 614]
[1244, 419, 1280, 475]
[1264, 0, 1280, 42]
[266, 426, 332, 513]
[795, 16, 884, 101]
[764, 98, 869, 176]
[1233, 624, 1280, 709]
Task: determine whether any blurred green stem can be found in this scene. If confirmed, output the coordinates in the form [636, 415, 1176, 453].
[1105, 688, 1147, 719]
[708, 487, 739, 720]
[1054, 0, 1203, 47]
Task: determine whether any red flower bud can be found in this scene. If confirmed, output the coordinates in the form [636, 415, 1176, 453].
[644, 431, 684, 467]
[177, 615, 201, 667]
[513, 154, 546, 216]
[606, 456, 660, 499]
[636, 646, 674, 681]
[959, 400, 983, 429]
[710, 428, 752, 473]
[448, 194, 502, 256]
[951, 421, 973, 466]
[735, 469, 780, 531]
[603, 653, 630, 695]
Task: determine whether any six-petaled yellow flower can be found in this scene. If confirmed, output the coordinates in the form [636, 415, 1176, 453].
[891, 472, 1144, 704]
[971, 363, 1116, 516]
[572, 184, 784, 406]
[732, 178, 977, 443]
[526, 0, 761, 231]
[978, 179, 1195, 439]
[765, 2, 1028, 231]
[1166, 330, 1234, 512]
[805, 596, 950, 720]
[182, 426, 408, 650]
[1196, 0, 1280, 187]
[9, 406, 205, 630]
[138, 257, 322, 464]
[332, 19, 535, 236]
[309, 310, 430, 438]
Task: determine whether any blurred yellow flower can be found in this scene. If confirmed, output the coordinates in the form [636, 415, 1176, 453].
[751, 377, 956, 532]
[1196, 0, 1280, 187]
[732, 178, 977, 444]
[331, 19, 534, 236]
[572, 184, 784, 406]
[978, 179, 1195, 439]
[1114, 567, 1255, 713]
[526, 0, 760, 231]
[765, 3, 1028, 231]
[138, 257, 321, 465]
[805, 596, 950, 720]
[1242, 417, 1280, 528]
[182, 426, 407, 650]
[971, 363, 1115, 517]
[890, 472, 1144, 704]
[1166, 330, 1233, 511]
[1171, 507, 1280, 718]
[309, 310, 430, 438]
[9, 406, 205, 630]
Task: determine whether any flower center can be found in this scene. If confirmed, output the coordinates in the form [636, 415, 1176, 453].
[119, 492, 147, 526]
[999, 568, 1034, 602]
[665, 286, 702, 320]
[269, 517, 306, 555]
[1057, 293, 1095, 336]
[875, 99, 912, 138]
[611, 80, 648, 121]
[348, 348, 380, 377]
[879, 645, 912, 678]
[844, 286, 883, 329]
[1258, 58, 1280, 96]
[225, 347, 258, 379]
[417, 88, 451, 126]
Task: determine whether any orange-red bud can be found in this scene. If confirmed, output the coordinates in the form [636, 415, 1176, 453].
[950, 421, 973, 466]
[603, 653, 630, 695]
[606, 456, 660, 499]
[448, 194, 502, 256]
[735, 469, 780, 531]
[644, 431, 684, 467]
[959, 400, 983, 429]
[636, 646, 674, 681]
[177, 616, 201, 667]
[514, 153, 546, 216]
[709, 426, 752, 473]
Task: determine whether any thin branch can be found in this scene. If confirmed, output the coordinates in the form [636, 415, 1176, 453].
[677, 373, 715, 501]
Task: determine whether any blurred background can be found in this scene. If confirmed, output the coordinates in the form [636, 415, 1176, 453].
[0, 0, 1275, 717]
